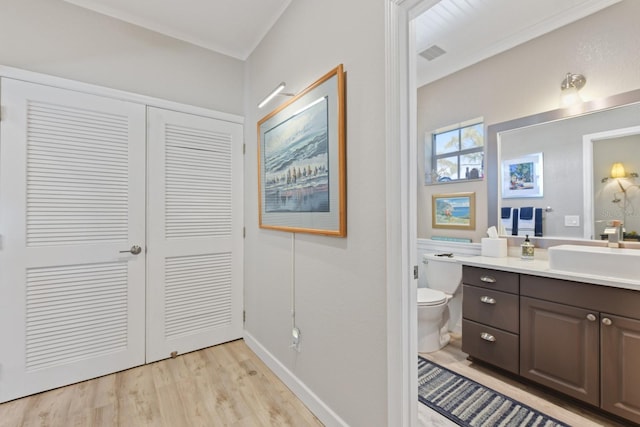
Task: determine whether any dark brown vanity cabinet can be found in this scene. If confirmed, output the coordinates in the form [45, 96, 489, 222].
[461, 266, 520, 374]
[521, 275, 640, 424]
[520, 296, 600, 406]
[462, 266, 640, 424]
[600, 314, 640, 423]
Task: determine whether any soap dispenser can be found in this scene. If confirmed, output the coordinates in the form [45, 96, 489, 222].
[521, 235, 534, 260]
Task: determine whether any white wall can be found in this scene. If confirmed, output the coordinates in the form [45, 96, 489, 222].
[243, 0, 388, 425]
[0, 0, 244, 114]
[417, 0, 640, 241]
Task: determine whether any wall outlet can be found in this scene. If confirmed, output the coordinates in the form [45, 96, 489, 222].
[564, 215, 580, 227]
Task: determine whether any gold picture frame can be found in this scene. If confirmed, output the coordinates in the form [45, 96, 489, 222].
[432, 192, 476, 230]
[257, 65, 346, 236]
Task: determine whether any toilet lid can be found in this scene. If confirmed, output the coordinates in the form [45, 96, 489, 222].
[417, 288, 447, 306]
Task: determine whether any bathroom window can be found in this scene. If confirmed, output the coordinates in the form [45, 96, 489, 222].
[425, 119, 484, 184]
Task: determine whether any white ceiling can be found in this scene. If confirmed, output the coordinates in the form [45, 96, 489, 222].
[63, 0, 620, 83]
[63, 0, 292, 60]
[415, 0, 622, 87]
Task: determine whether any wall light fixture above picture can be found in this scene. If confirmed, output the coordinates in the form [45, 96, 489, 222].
[258, 82, 295, 108]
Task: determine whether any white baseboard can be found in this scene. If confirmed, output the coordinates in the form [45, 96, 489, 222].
[243, 331, 349, 427]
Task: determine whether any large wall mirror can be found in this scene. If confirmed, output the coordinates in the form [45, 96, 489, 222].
[487, 89, 640, 241]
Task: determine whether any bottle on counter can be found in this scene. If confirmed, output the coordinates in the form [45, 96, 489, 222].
[521, 234, 535, 260]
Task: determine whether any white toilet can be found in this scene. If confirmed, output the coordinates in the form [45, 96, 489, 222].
[417, 253, 462, 353]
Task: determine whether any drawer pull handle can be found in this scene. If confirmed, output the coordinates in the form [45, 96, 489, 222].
[586, 314, 596, 322]
[480, 296, 496, 305]
[602, 318, 612, 326]
[480, 275, 497, 283]
[481, 332, 496, 342]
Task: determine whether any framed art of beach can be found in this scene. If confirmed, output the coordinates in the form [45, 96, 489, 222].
[257, 65, 346, 236]
[432, 192, 476, 230]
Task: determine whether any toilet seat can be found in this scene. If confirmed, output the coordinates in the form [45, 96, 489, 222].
[417, 288, 447, 306]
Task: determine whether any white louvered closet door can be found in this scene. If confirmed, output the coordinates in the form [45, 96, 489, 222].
[146, 107, 243, 363]
[0, 79, 146, 403]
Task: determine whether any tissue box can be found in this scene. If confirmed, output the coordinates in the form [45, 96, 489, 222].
[481, 238, 507, 258]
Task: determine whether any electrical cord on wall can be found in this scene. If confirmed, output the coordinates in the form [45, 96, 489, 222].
[290, 233, 301, 351]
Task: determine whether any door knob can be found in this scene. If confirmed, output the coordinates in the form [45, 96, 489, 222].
[602, 317, 612, 326]
[586, 314, 596, 322]
[120, 245, 142, 255]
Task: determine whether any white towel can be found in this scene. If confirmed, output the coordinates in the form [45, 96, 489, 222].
[501, 207, 515, 235]
[518, 207, 535, 236]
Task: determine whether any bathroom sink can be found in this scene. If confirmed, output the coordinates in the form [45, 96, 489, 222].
[548, 244, 640, 281]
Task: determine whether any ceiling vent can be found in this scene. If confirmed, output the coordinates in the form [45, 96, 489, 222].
[419, 44, 446, 61]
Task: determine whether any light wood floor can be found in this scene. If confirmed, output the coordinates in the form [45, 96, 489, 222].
[419, 334, 630, 427]
[0, 339, 323, 427]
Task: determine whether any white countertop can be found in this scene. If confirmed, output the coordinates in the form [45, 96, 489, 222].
[457, 255, 640, 292]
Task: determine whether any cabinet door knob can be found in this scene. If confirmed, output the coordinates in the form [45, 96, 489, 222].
[586, 314, 596, 322]
[480, 296, 496, 305]
[480, 275, 497, 283]
[602, 317, 612, 326]
[480, 332, 496, 342]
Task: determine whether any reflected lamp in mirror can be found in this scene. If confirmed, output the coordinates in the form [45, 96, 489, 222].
[602, 162, 639, 183]
[560, 72, 586, 107]
[599, 162, 640, 241]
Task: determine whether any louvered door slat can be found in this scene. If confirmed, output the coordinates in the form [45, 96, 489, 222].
[146, 107, 242, 363]
[0, 78, 145, 403]
[26, 99, 130, 247]
[165, 123, 232, 240]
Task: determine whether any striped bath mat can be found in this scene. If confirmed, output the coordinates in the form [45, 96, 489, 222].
[418, 356, 569, 427]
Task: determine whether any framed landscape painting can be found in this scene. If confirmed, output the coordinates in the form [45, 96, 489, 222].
[432, 192, 476, 230]
[257, 65, 346, 236]
[501, 152, 544, 198]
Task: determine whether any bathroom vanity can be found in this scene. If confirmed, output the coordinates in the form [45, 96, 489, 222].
[460, 256, 640, 425]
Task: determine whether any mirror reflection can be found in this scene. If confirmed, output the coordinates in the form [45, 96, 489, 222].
[487, 90, 640, 240]
[588, 130, 640, 240]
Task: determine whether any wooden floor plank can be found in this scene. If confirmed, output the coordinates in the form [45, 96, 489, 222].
[0, 339, 321, 427]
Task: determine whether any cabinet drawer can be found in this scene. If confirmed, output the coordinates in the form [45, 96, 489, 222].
[462, 319, 519, 374]
[463, 266, 519, 294]
[463, 285, 519, 333]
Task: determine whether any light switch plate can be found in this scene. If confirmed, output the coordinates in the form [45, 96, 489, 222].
[564, 215, 580, 227]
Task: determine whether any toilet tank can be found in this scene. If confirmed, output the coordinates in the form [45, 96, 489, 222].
[423, 253, 462, 294]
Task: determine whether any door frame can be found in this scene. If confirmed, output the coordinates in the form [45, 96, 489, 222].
[0, 66, 244, 126]
[385, 1, 440, 425]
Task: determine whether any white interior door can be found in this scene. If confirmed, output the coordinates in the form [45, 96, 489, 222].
[146, 107, 243, 363]
[0, 78, 146, 403]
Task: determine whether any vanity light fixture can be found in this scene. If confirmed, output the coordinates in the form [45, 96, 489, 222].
[560, 72, 586, 106]
[257, 82, 295, 108]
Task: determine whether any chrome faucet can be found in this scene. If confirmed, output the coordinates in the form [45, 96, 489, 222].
[605, 221, 623, 247]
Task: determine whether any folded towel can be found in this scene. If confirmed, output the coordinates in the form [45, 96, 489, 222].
[534, 208, 543, 237]
[518, 207, 535, 236]
[501, 207, 518, 236]
[520, 207, 534, 220]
